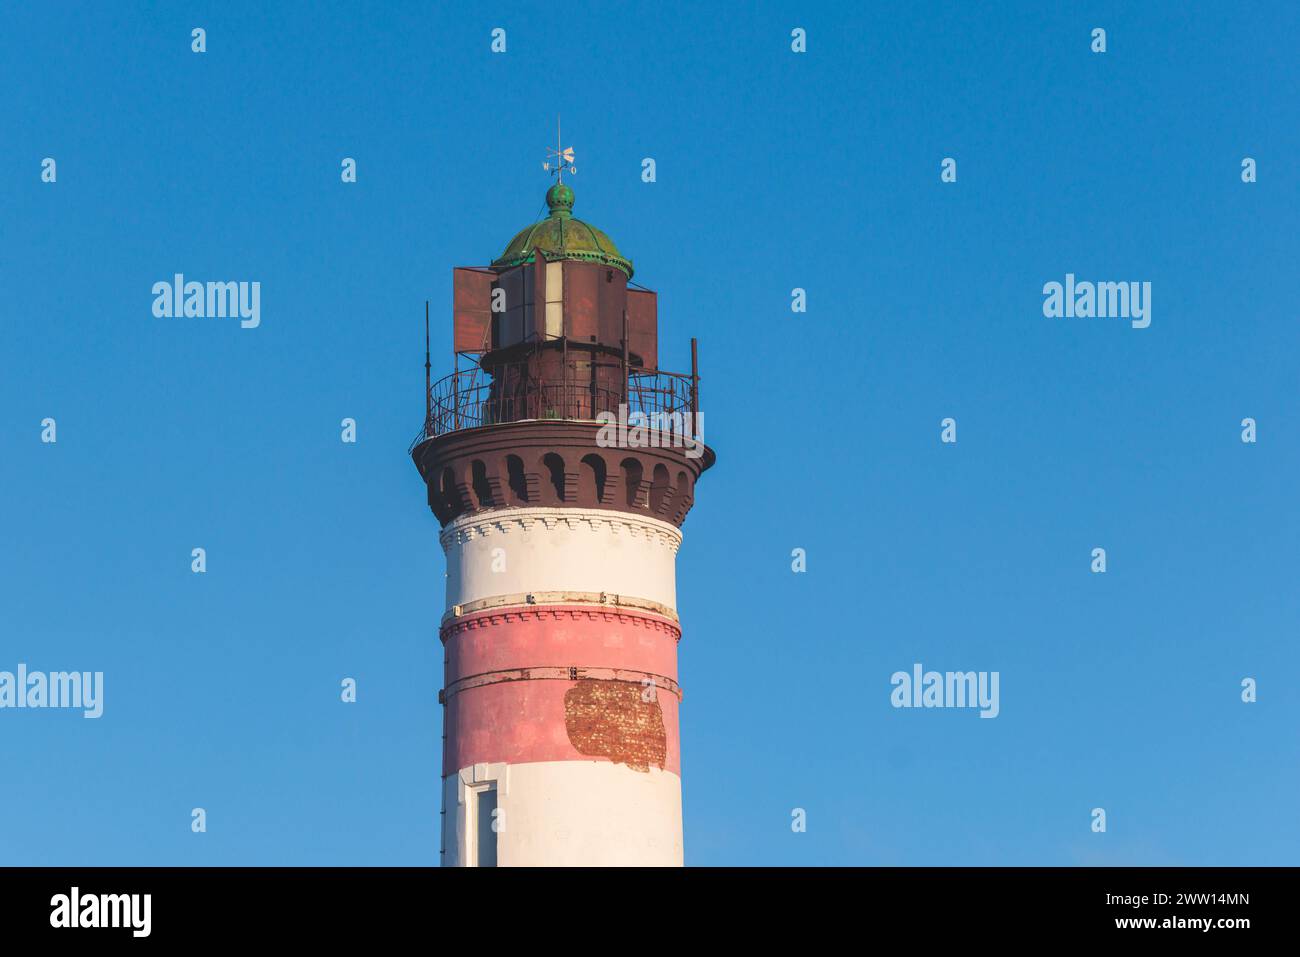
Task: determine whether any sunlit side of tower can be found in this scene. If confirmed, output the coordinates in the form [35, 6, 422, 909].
[410, 171, 714, 866]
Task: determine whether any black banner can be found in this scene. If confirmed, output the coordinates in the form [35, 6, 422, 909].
[0, 866, 1276, 942]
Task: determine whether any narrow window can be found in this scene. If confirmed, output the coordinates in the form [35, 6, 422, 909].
[545, 261, 564, 339]
[474, 786, 498, 867]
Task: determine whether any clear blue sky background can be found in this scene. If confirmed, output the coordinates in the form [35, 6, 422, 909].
[3, 1, 1297, 866]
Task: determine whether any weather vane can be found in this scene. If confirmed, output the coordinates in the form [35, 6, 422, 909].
[543, 116, 576, 183]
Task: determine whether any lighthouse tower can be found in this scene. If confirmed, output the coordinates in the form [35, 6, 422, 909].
[410, 169, 714, 866]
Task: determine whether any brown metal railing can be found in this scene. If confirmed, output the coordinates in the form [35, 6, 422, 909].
[409, 355, 697, 451]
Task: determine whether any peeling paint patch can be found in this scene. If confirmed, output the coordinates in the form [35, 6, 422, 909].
[564, 679, 666, 772]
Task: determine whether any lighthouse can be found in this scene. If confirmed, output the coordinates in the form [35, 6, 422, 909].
[410, 161, 714, 866]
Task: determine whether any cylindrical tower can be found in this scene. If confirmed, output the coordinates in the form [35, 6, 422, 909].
[411, 180, 714, 866]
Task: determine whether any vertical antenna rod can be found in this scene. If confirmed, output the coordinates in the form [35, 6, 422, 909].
[424, 301, 432, 436]
[622, 309, 630, 406]
[690, 337, 699, 438]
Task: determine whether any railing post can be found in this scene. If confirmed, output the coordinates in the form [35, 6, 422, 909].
[453, 364, 460, 432]
[690, 337, 699, 438]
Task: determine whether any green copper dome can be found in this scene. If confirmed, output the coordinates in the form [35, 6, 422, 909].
[492, 184, 633, 278]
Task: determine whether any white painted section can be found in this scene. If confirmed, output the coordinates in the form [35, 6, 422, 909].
[441, 507, 681, 614]
[442, 760, 683, 867]
[544, 260, 564, 339]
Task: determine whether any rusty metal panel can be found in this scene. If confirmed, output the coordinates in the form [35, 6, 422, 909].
[452, 267, 494, 353]
[533, 249, 549, 341]
[627, 287, 658, 370]
[563, 261, 601, 342]
[493, 264, 531, 349]
[597, 266, 628, 347]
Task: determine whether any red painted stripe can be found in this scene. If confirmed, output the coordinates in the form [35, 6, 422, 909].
[442, 605, 682, 774]
[443, 605, 680, 681]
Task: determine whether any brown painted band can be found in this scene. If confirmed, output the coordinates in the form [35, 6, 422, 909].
[440, 666, 682, 703]
[413, 419, 714, 529]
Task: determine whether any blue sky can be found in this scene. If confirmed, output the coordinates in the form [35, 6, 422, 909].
[2, 1, 1297, 865]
